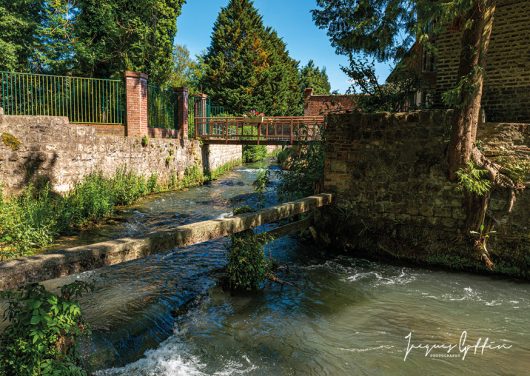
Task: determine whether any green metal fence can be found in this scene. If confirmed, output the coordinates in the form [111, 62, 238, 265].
[187, 96, 226, 138]
[0, 71, 124, 124]
[148, 85, 179, 129]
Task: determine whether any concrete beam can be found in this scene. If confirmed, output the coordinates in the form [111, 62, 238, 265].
[0, 194, 333, 290]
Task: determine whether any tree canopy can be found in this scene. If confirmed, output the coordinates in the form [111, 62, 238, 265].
[200, 0, 302, 116]
[300, 60, 331, 95]
[312, 0, 474, 62]
[0, 0, 185, 86]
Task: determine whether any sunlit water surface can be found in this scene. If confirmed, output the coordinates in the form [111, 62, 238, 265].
[6, 162, 529, 375]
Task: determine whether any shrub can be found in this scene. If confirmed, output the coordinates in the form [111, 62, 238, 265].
[110, 168, 149, 206]
[277, 142, 324, 201]
[243, 145, 267, 163]
[226, 230, 272, 291]
[0, 185, 58, 259]
[62, 173, 115, 228]
[0, 281, 93, 376]
[180, 164, 204, 188]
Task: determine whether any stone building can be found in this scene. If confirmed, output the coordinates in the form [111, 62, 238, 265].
[398, 0, 530, 122]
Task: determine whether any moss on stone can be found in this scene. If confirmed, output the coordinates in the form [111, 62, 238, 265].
[1, 133, 21, 151]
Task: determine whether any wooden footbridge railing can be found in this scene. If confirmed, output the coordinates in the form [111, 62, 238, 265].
[194, 116, 325, 145]
[0, 194, 333, 290]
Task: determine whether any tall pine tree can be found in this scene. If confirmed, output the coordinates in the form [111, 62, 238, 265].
[300, 60, 331, 95]
[200, 0, 302, 116]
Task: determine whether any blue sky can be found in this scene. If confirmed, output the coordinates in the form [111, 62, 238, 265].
[176, 0, 392, 94]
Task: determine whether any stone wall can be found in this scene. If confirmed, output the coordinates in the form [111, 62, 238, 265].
[202, 144, 243, 173]
[432, 0, 530, 122]
[0, 115, 243, 194]
[322, 110, 530, 277]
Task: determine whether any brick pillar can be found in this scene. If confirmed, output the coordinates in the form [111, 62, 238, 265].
[125, 71, 148, 137]
[175, 87, 189, 141]
[194, 94, 208, 137]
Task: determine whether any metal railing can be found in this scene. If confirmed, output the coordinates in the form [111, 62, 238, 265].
[148, 85, 179, 129]
[194, 116, 325, 145]
[0, 71, 125, 124]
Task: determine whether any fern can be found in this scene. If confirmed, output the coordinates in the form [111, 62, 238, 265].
[456, 161, 492, 196]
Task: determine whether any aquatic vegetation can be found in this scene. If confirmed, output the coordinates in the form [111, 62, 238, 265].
[226, 207, 273, 291]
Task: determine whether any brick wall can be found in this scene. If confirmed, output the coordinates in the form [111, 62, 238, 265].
[0, 115, 243, 194]
[432, 0, 530, 121]
[322, 110, 530, 277]
[303, 89, 358, 116]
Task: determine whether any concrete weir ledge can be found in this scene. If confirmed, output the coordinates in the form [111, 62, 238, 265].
[0, 193, 333, 291]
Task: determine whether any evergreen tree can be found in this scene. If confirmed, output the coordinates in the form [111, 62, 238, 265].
[300, 60, 331, 95]
[200, 0, 302, 116]
[0, 0, 43, 72]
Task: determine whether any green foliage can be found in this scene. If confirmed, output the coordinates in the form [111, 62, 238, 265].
[1, 0, 185, 85]
[0, 184, 58, 259]
[442, 67, 484, 109]
[141, 135, 149, 147]
[180, 164, 204, 189]
[496, 156, 530, 185]
[456, 161, 492, 196]
[312, 0, 472, 62]
[206, 158, 242, 181]
[200, 0, 302, 116]
[0, 281, 93, 375]
[300, 60, 331, 95]
[227, 229, 272, 291]
[0, 169, 161, 260]
[342, 56, 417, 111]
[1, 132, 22, 151]
[62, 173, 115, 228]
[276, 147, 293, 168]
[0, 0, 43, 72]
[169, 44, 202, 93]
[243, 145, 267, 163]
[253, 168, 270, 208]
[278, 142, 324, 201]
[73, 0, 186, 84]
[147, 173, 159, 193]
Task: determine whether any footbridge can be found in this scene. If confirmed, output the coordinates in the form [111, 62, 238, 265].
[194, 116, 325, 145]
[0, 194, 333, 290]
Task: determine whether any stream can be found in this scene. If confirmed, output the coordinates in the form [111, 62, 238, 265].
[14, 161, 530, 375]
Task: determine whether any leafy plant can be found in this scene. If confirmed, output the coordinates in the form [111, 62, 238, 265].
[495, 156, 530, 185]
[456, 161, 492, 196]
[278, 141, 324, 201]
[227, 229, 272, 291]
[141, 135, 149, 147]
[0, 281, 93, 376]
[253, 168, 271, 208]
[243, 145, 267, 163]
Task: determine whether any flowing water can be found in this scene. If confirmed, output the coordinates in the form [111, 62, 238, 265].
[13, 162, 530, 375]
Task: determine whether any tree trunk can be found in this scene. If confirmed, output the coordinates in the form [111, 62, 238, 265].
[447, 0, 497, 180]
